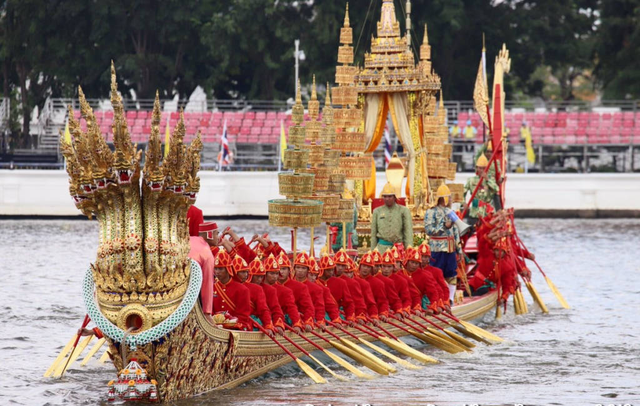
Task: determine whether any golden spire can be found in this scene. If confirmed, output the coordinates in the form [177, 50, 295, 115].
[423, 23, 429, 45]
[308, 75, 319, 119]
[292, 79, 304, 125]
[325, 82, 332, 107]
[344, 3, 350, 27]
[295, 78, 302, 103]
[144, 91, 163, 184]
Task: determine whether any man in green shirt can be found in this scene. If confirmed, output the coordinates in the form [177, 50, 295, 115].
[464, 153, 499, 223]
[370, 182, 413, 251]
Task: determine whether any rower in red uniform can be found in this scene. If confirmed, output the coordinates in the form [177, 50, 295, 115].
[318, 254, 355, 324]
[232, 255, 274, 336]
[293, 253, 326, 327]
[334, 249, 368, 323]
[212, 250, 252, 330]
[419, 241, 450, 310]
[248, 257, 285, 335]
[199, 221, 220, 256]
[371, 249, 404, 315]
[404, 246, 442, 313]
[277, 251, 315, 331]
[347, 256, 380, 321]
[381, 250, 412, 314]
[359, 251, 390, 321]
[389, 247, 422, 313]
[308, 257, 342, 325]
[263, 254, 303, 333]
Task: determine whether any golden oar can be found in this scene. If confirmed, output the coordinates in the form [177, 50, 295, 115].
[525, 280, 549, 314]
[53, 335, 93, 378]
[303, 329, 375, 379]
[439, 312, 504, 343]
[80, 337, 106, 366]
[518, 289, 529, 313]
[350, 324, 425, 368]
[279, 329, 348, 382]
[322, 325, 395, 374]
[396, 315, 476, 351]
[384, 318, 468, 353]
[98, 350, 111, 363]
[252, 322, 325, 384]
[44, 335, 76, 377]
[419, 313, 491, 345]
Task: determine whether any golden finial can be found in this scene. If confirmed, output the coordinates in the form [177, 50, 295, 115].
[423, 24, 429, 45]
[439, 90, 444, 108]
[77, 86, 94, 128]
[344, 3, 350, 27]
[482, 32, 486, 51]
[325, 82, 332, 106]
[151, 91, 161, 128]
[311, 75, 317, 100]
[295, 79, 302, 103]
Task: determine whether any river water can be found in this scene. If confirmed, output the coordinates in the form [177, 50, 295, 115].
[0, 219, 639, 406]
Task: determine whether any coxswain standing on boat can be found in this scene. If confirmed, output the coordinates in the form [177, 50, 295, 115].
[371, 249, 405, 316]
[232, 256, 275, 337]
[308, 257, 342, 326]
[333, 249, 369, 324]
[189, 222, 216, 324]
[358, 251, 391, 321]
[318, 254, 357, 325]
[212, 251, 252, 331]
[278, 252, 315, 331]
[419, 241, 450, 311]
[463, 153, 499, 225]
[424, 184, 461, 305]
[294, 254, 327, 328]
[404, 247, 442, 314]
[371, 182, 413, 251]
[263, 254, 304, 334]
[248, 257, 286, 335]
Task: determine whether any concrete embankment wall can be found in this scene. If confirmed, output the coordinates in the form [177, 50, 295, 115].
[1, 170, 639, 218]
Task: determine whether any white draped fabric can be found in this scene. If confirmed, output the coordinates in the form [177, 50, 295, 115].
[363, 94, 382, 150]
[387, 93, 415, 195]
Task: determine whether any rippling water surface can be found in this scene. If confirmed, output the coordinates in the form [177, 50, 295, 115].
[1, 219, 639, 406]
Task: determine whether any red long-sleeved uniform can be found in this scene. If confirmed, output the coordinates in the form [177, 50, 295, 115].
[375, 273, 403, 313]
[340, 275, 369, 321]
[353, 277, 379, 319]
[303, 279, 326, 325]
[272, 283, 302, 328]
[260, 282, 286, 329]
[243, 281, 274, 330]
[361, 275, 390, 317]
[323, 277, 355, 321]
[283, 279, 315, 327]
[213, 279, 252, 330]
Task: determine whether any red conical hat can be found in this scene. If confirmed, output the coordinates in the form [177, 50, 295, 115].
[308, 257, 323, 276]
[214, 250, 233, 274]
[334, 249, 349, 265]
[293, 251, 311, 267]
[231, 255, 249, 275]
[371, 249, 382, 265]
[404, 246, 421, 265]
[277, 251, 291, 268]
[381, 251, 394, 265]
[418, 241, 431, 257]
[390, 246, 401, 262]
[359, 251, 375, 267]
[249, 258, 266, 276]
[263, 254, 280, 273]
[319, 254, 336, 270]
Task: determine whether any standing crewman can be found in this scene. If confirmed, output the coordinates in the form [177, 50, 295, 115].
[371, 182, 413, 251]
[424, 184, 461, 306]
[463, 153, 499, 224]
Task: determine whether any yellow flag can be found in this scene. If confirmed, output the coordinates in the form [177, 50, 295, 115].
[279, 120, 287, 161]
[63, 117, 71, 144]
[164, 117, 170, 157]
[522, 127, 536, 164]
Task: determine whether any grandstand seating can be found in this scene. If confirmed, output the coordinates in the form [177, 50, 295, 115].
[73, 109, 640, 145]
[456, 111, 640, 145]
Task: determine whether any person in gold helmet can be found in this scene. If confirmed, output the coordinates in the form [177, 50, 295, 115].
[370, 182, 413, 251]
[424, 183, 461, 305]
[464, 152, 499, 223]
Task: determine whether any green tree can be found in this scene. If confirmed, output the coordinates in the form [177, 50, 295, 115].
[595, 0, 640, 99]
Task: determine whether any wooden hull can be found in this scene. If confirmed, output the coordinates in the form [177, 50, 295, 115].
[104, 290, 498, 402]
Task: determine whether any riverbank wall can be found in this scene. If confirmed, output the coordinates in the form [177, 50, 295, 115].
[1, 170, 639, 218]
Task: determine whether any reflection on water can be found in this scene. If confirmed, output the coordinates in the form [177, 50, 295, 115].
[1, 219, 639, 406]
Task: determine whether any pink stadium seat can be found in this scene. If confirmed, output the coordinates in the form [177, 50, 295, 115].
[564, 135, 576, 144]
[578, 111, 590, 119]
[623, 111, 634, 119]
[261, 127, 271, 135]
[243, 119, 254, 126]
[277, 112, 287, 120]
[266, 112, 277, 120]
[126, 111, 136, 120]
[212, 112, 223, 120]
[244, 112, 255, 119]
[623, 120, 634, 128]
[240, 127, 250, 135]
[567, 112, 578, 120]
[228, 126, 239, 135]
[255, 112, 266, 120]
[251, 127, 261, 135]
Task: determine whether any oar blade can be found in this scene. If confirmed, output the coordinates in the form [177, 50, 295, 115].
[377, 336, 438, 365]
[526, 281, 549, 314]
[546, 276, 570, 309]
[53, 335, 93, 378]
[296, 358, 327, 384]
[323, 350, 375, 379]
[426, 327, 469, 352]
[80, 338, 106, 366]
[98, 350, 111, 363]
[44, 336, 76, 377]
[340, 339, 396, 373]
[308, 354, 349, 382]
[458, 320, 504, 343]
[358, 338, 421, 370]
[329, 340, 389, 376]
[443, 329, 476, 349]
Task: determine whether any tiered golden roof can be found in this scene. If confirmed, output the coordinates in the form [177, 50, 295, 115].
[355, 0, 440, 93]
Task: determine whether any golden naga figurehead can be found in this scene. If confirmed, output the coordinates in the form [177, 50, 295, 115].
[60, 64, 203, 331]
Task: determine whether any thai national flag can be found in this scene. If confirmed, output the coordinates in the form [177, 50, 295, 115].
[217, 119, 231, 170]
[383, 125, 392, 167]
